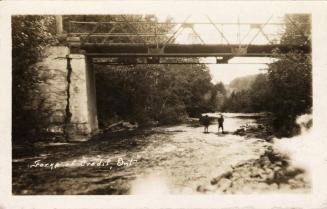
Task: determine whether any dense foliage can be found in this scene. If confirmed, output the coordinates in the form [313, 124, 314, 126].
[12, 16, 56, 141]
[95, 63, 218, 127]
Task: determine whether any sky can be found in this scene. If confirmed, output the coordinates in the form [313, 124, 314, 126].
[156, 13, 284, 84]
[204, 57, 277, 84]
[208, 60, 269, 84]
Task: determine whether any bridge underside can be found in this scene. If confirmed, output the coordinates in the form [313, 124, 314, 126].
[69, 43, 310, 64]
[71, 43, 310, 57]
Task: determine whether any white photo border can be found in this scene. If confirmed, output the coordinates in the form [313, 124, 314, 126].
[1, 1, 327, 209]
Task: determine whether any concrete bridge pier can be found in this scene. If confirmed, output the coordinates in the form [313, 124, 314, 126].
[84, 56, 99, 133]
[67, 52, 99, 140]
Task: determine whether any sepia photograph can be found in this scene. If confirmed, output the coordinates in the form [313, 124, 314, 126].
[1, 1, 327, 209]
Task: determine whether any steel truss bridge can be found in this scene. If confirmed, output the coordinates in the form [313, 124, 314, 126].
[63, 15, 311, 65]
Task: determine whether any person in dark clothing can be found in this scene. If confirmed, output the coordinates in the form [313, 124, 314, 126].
[203, 115, 210, 133]
[218, 115, 224, 133]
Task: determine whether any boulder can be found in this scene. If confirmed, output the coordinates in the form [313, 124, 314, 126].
[211, 170, 233, 185]
[217, 178, 232, 192]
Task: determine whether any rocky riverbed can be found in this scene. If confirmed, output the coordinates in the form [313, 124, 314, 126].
[198, 147, 310, 194]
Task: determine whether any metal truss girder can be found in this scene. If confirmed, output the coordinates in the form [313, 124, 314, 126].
[69, 43, 310, 57]
[69, 20, 286, 26]
[84, 53, 297, 58]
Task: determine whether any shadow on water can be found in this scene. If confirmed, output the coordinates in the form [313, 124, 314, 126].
[12, 128, 177, 195]
[13, 128, 172, 162]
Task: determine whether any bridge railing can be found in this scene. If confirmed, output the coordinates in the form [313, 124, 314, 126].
[62, 15, 310, 61]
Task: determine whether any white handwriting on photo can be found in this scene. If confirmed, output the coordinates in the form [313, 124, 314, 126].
[28, 157, 137, 170]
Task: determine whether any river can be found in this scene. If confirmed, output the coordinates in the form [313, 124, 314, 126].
[13, 113, 308, 195]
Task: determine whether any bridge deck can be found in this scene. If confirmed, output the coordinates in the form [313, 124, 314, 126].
[69, 43, 310, 58]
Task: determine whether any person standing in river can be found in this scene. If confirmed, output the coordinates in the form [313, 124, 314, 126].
[203, 115, 210, 133]
[218, 114, 224, 133]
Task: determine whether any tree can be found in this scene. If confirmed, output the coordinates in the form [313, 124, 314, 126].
[266, 14, 312, 136]
[95, 61, 217, 126]
[280, 14, 311, 46]
[249, 73, 270, 112]
[12, 15, 56, 142]
[266, 52, 312, 136]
